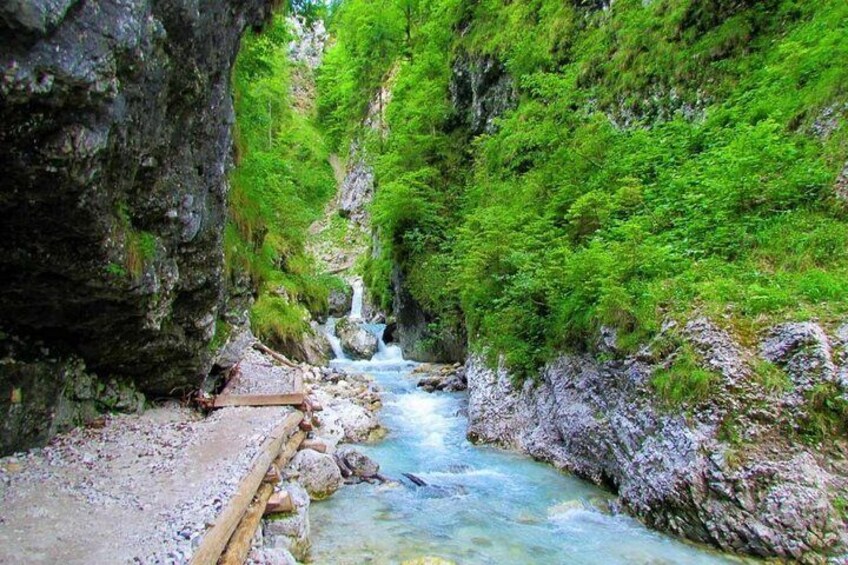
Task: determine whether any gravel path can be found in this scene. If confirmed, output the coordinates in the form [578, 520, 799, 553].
[0, 349, 302, 564]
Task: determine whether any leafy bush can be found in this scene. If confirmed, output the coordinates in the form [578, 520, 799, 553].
[228, 14, 336, 345]
[318, 0, 848, 382]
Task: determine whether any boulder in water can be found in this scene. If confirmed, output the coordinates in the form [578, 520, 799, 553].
[334, 446, 380, 481]
[415, 364, 467, 393]
[335, 318, 378, 359]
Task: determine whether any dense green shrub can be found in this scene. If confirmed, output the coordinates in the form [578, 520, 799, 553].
[319, 0, 848, 379]
[229, 14, 336, 344]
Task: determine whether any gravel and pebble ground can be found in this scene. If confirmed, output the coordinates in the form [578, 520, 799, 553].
[0, 346, 384, 565]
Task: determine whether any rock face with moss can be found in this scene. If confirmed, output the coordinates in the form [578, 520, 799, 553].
[467, 318, 848, 562]
[0, 0, 272, 453]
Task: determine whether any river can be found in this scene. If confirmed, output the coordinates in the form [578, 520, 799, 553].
[310, 289, 746, 564]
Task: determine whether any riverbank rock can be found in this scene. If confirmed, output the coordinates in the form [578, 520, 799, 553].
[248, 547, 297, 565]
[289, 449, 342, 500]
[466, 318, 848, 562]
[310, 373, 384, 446]
[415, 363, 467, 393]
[334, 446, 380, 482]
[328, 285, 353, 318]
[264, 482, 311, 560]
[335, 319, 377, 360]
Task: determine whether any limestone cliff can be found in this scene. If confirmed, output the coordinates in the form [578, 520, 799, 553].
[0, 0, 273, 453]
[467, 319, 848, 562]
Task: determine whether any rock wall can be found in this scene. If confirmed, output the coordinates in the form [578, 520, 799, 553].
[0, 0, 273, 452]
[391, 266, 465, 363]
[449, 51, 517, 135]
[467, 319, 848, 563]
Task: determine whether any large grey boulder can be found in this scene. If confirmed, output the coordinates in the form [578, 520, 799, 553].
[467, 318, 848, 562]
[335, 318, 377, 360]
[289, 448, 343, 500]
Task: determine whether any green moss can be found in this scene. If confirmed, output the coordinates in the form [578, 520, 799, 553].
[105, 263, 127, 277]
[208, 319, 233, 352]
[834, 496, 848, 520]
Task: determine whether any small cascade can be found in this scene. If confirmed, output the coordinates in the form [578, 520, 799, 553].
[324, 317, 348, 360]
[350, 278, 364, 320]
[321, 279, 408, 367]
[372, 324, 404, 362]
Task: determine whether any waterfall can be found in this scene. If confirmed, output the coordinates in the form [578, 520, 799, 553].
[322, 278, 406, 366]
[372, 324, 404, 362]
[350, 278, 364, 320]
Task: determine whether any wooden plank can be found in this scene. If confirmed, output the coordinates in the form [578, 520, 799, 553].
[299, 439, 327, 454]
[274, 430, 307, 471]
[218, 430, 306, 565]
[219, 362, 242, 396]
[253, 342, 299, 368]
[212, 394, 306, 408]
[218, 482, 274, 565]
[190, 411, 303, 565]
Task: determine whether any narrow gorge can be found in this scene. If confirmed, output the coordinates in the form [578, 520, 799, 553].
[1, 1, 847, 564]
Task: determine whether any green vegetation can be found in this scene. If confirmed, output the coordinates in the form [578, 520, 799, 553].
[229, 13, 337, 345]
[799, 382, 848, 443]
[835, 496, 848, 520]
[651, 345, 719, 406]
[751, 359, 792, 393]
[319, 0, 848, 379]
[208, 319, 233, 352]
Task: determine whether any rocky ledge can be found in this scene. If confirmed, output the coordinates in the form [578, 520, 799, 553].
[467, 318, 848, 563]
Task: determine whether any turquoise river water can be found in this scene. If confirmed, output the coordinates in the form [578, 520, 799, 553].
[310, 316, 749, 565]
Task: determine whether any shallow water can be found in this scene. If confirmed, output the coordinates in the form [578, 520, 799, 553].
[309, 348, 747, 565]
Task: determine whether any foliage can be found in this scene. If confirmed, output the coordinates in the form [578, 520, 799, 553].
[229, 14, 336, 345]
[651, 345, 720, 406]
[798, 382, 848, 443]
[751, 359, 792, 393]
[319, 0, 848, 383]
